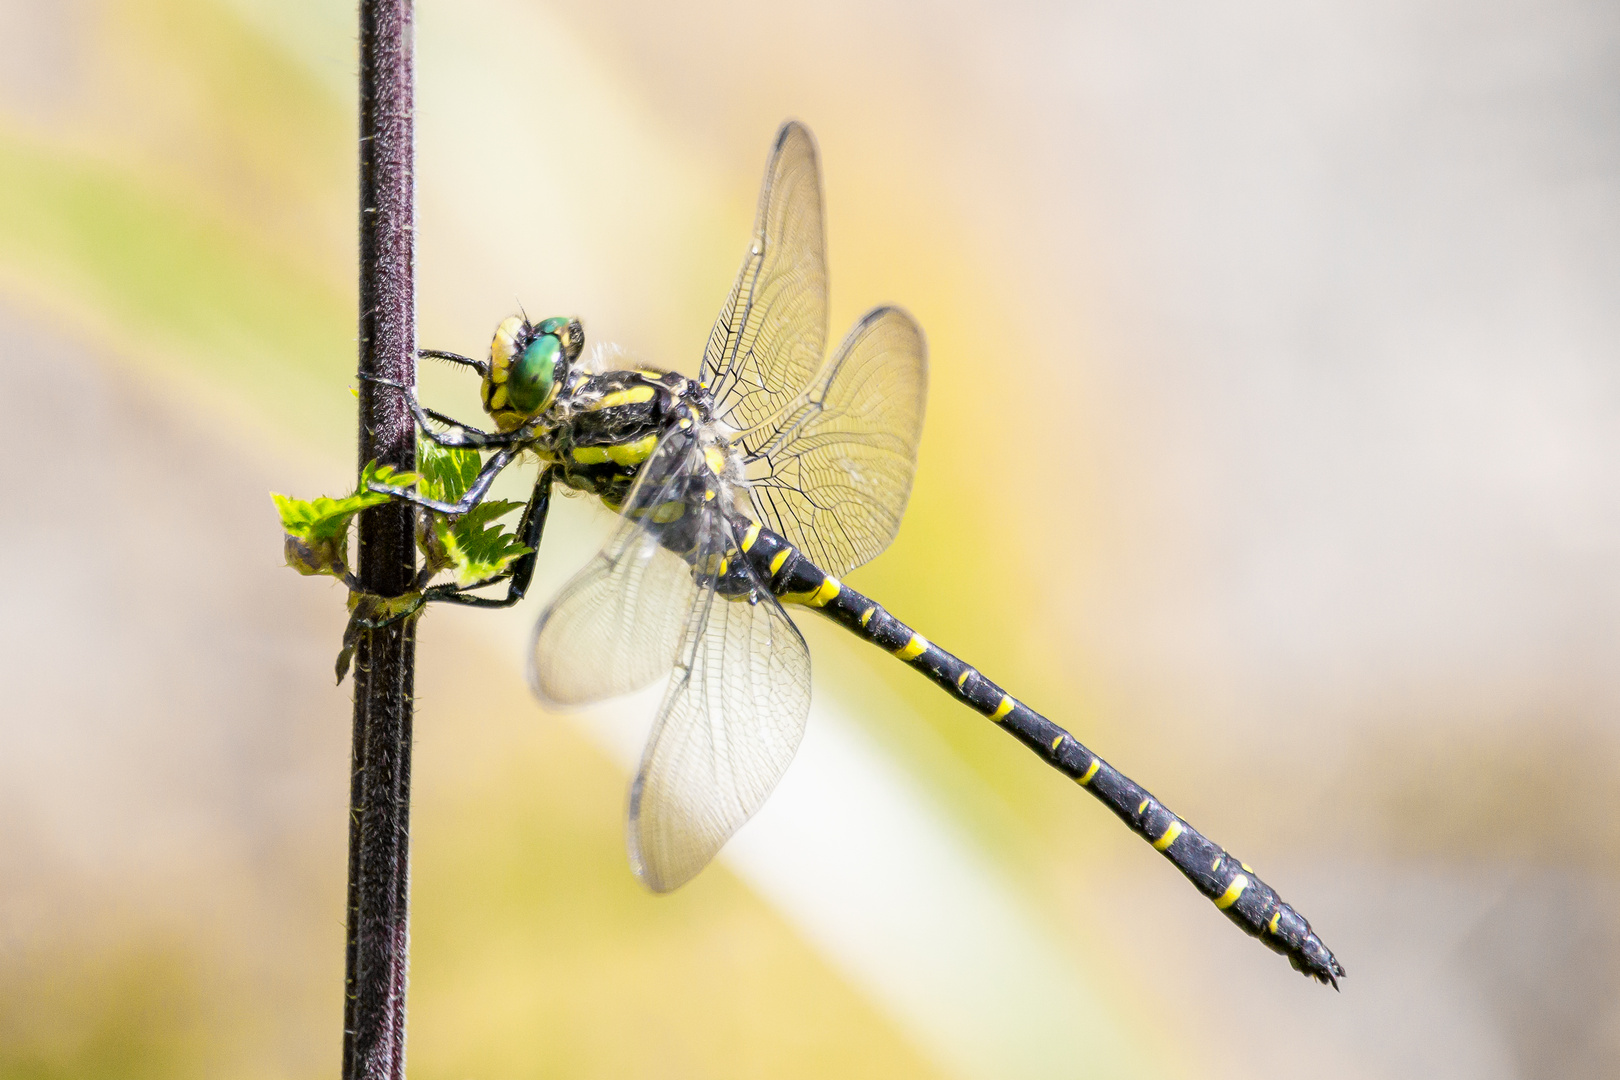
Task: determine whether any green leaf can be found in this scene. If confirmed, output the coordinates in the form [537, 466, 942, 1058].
[411, 439, 534, 587]
[361, 458, 419, 499]
[417, 437, 481, 502]
[271, 459, 418, 576]
[273, 460, 417, 540]
[433, 499, 531, 586]
[273, 491, 375, 544]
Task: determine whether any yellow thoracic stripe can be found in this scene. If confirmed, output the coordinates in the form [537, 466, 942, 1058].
[571, 434, 659, 467]
[741, 523, 761, 551]
[1153, 820, 1183, 851]
[779, 577, 841, 607]
[893, 633, 927, 661]
[768, 549, 790, 576]
[587, 385, 656, 410]
[611, 434, 660, 465]
[1077, 759, 1100, 785]
[1214, 875, 1249, 910]
[990, 695, 1014, 721]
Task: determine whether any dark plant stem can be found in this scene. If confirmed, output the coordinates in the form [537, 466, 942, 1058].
[346, 2, 416, 1078]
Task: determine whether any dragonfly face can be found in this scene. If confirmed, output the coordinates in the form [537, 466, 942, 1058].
[481, 314, 583, 431]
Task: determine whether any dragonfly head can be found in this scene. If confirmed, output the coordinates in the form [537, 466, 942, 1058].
[482, 314, 584, 430]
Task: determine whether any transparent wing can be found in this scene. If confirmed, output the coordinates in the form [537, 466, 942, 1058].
[628, 511, 812, 893]
[529, 428, 708, 706]
[702, 121, 828, 453]
[743, 306, 927, 577]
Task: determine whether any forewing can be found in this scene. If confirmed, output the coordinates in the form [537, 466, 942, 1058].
[529, 429, 707, 705]
[702, 121, 828, 451]
[743, 306, 927, 577]
[627, 514, 812, 892]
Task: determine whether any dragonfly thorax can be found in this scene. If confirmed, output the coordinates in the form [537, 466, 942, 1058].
[541, 364, 732, 513]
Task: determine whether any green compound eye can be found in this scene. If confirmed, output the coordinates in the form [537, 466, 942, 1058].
[538, 316, 569, 336]
[508, 333, 560, 414]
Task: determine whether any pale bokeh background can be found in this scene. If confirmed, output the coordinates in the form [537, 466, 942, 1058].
[2, 1, 1617, 1077]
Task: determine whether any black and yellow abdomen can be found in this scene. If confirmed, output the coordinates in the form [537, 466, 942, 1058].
[732, 515, 1346, 987]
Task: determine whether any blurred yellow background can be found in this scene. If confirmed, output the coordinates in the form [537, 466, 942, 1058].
[3, 0, 1617, 1077]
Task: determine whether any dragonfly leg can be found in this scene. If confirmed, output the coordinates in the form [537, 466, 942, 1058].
[420, 403, 490, 433]
[419, 347, 490, 378]
[358, 372, 522, 449]
[370, 447, 516, 515]
[426, 469, 554, 609]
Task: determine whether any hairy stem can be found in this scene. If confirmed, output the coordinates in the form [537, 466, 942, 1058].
[345, 1, 417, 1077]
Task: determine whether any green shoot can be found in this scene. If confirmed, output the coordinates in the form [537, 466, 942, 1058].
[414, 437, 531, 585]
[274, 434, 529, 630]
[273, 460, 417, 577]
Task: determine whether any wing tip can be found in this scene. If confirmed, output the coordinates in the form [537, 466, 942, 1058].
[762, 120, 822, 209]
[855, 304, 925, 341]
[837, 306, 929, 383]
[776, 118, 815, 154]
[627, 827, 704, 895]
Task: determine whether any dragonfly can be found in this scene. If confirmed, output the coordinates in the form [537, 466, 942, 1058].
[370, 121, 1344, 987]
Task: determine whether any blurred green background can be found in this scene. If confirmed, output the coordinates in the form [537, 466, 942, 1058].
[3, 0, 1618, 1077]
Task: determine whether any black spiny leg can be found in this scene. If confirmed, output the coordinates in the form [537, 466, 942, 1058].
[371, 446, 518, 515]
[415, 349, 500, 438]
[359, 372, 524, 450]
[426, 468, 554, 609]
[419, 347, 490, 378]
